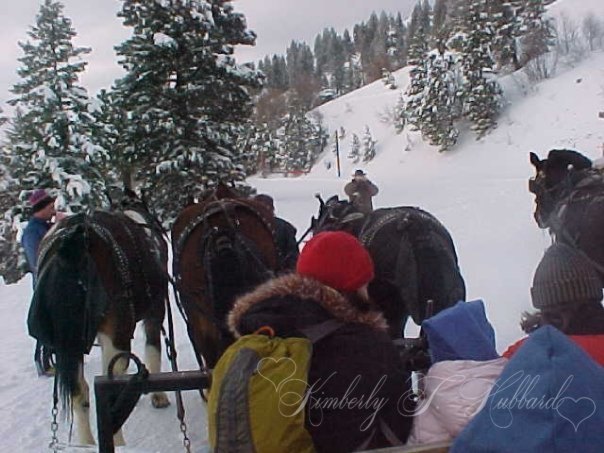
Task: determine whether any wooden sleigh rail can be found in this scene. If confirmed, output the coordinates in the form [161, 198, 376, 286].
[366, 441, 451, 453]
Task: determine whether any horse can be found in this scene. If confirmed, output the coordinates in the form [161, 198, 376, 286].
[171, 184, 278, 368]
[529, 149, 604, 279]
[312, 195, 466, 338]
[27, 191, 170, 446]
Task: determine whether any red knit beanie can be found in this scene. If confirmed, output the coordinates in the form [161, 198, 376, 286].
[297, 231, 374, 292]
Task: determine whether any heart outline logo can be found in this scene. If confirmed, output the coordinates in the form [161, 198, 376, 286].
[556, 397, 596, 432]
[256, 356, 298, 392]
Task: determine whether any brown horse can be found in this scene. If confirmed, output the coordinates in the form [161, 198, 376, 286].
[312, 195, 466, 338]
[529, 149, 604, 280]
[27, 193, 170, 446]
[171, 185, 278, 368]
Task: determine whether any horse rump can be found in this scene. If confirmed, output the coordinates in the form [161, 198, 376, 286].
[28, 215, 109, 410]
[362, 208, 465, 333]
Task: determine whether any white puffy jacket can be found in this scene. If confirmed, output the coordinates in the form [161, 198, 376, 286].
[408, 357, 508, 445]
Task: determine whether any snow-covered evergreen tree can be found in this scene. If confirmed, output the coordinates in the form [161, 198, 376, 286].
[394, 93, 406, 134]
[348, 133, 361, 163]
[362, 126, 377, 162]
[238, 122, 281, 175]
[460, 0, 503, 138]
[114, 0, 261, 221]
[519, 0, 555, 64]
[490, 0, 522, 70]
[420, 52, 462, 150]
[382, 69, 397, 89]
[0, 0, 108, 282]
[0, 160, 28, 284]
[448, 0, 502, 139]
[5, 0, 108, 214]
[404, 3, 430, 131]
[280, 106, 327, 172]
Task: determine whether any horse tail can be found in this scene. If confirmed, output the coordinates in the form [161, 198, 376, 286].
[55, 352, 83, 413]
[390, 208, 465, 325]
[34, 217, 92, 412]
[411, 225, 466, 323]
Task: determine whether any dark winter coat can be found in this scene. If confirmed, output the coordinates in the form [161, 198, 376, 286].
[228, 274, 414, 452]
[344, 178, 379, 214]
[274, 216, 299, 270]
[21, 217, 52, 282]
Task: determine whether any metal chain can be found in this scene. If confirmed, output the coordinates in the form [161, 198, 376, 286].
[49, 401, 59, 452]
[179, 419, 191, 453]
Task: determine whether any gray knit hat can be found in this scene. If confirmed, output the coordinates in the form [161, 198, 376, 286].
[531, 243, 603, 309]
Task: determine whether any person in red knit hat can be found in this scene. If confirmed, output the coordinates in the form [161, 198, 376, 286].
[227, 231, 413, 452]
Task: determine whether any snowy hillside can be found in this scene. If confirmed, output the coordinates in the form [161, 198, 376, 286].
[2, 1, 604, 451]
[253, 49, 604, 351]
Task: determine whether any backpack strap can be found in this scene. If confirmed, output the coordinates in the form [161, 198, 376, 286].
[378, 417, 404, 446]
[353, 418, 404, 451]
[299, 319, 343, 344]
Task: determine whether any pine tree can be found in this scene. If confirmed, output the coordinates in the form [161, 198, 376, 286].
[5, 0, 108, 214]
[394, 93, 406, 134]
[362, 126, 377, 162]
[0, 159, 28, 284]
[519, 0, 554, 64]
[490, 0, 522, 70]
[280, 106, 327, 172]
[281, 111, 315, 172]
[0, 0, 108, 282]
[419, 53, 462, 151]
[115, 0, 262, 221]
[404, 3, 431, 131]
[432, 0, 449, 51]
[348, 133, 361, 163]
[460, 0, 503, 138]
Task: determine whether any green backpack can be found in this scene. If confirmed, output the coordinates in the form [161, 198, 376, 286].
[208, 320, 342, 453]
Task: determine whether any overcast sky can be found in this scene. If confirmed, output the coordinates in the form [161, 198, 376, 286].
[1, 0, 416, 108]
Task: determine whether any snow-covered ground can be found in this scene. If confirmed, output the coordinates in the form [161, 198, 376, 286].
[2, 4, 604, 452]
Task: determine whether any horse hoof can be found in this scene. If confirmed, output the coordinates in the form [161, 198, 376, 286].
[151, 393, 170, 408]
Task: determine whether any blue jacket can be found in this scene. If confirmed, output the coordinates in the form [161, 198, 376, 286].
[452, 326, 604, 452]
[21, 217, 51, 280]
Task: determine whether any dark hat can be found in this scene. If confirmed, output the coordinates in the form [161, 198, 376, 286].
[254, 194, 274, 210]
[531, 243, 602, 310]
[297, 231, 374, 292]
[354, 169, 366, 176]
[28, 189, 55, 213]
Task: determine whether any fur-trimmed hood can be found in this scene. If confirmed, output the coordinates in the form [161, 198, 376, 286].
[228, 273, 388, 336]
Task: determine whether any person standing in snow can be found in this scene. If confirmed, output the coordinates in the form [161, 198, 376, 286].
[21, 188, 61, 376]
[344, 169, 379, 214]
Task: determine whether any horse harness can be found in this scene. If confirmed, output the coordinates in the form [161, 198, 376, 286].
[545, 171, 604, 275]
[358, 210, 405, 248]
[173, 198, 275, 275]
[39, 212, 162, 327]
[357, 207, 447, 250]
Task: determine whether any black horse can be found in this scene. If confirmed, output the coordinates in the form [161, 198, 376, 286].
[312, 195, 466, 338]
[529, 149, 604, 278]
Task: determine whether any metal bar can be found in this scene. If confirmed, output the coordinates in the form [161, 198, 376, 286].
[94, 370, 210, 453]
